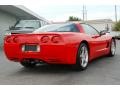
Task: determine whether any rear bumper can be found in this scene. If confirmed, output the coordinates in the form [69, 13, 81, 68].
[4, 43, 78, 64]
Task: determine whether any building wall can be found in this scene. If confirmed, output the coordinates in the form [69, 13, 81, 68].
[87, 23, 113, 31]
[0, 11, 17, 48]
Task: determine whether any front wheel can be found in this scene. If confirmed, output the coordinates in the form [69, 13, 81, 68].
[108, 39, 116, 57]
[76, 43, 89, 70]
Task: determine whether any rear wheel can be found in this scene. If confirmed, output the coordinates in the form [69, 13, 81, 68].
[76, 43, 89, 70]
[108, 39, 116, 56]
[20, 60, 36, 68]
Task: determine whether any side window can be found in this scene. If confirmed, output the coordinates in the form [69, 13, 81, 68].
[40, 21, 47, 27]
[39, 21, 41, 27]
[81, 24, 99, 35]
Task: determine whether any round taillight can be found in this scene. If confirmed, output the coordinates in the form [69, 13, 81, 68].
[5, 36, 12, 43]
[13, 36, 19, 43]
[41, 36, 49, 43]
[51, 36, 61, 43]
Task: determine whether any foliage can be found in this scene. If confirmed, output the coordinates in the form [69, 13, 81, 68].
[68, 16, 81, 21]
[113, 21, 120, 31]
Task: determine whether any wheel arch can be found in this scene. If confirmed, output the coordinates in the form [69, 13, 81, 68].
[80, 40, 90, 54]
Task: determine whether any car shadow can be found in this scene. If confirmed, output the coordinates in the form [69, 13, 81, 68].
[16, 64, 81, 75]
[11, 54, 118, 76]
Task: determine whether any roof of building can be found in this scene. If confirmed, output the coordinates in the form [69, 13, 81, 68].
[0, 5, 49, 22]
[85, 19, 113, 24]
[52, 19, 114, 24]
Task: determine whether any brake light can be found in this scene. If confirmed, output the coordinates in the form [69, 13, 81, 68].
[5, 36, 19, 43]
[51, 36, 61, 43]
[41, 36, 50, 43]
[13, 36, 19, 43]
[5, 36, 12, 43]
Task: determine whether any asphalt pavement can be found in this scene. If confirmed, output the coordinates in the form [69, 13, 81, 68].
[0, 40, 120, 85]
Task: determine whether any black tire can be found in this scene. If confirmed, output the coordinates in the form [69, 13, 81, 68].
[108, 39, 116, 57]
[20, 60, 36, 68]
[76, 43, 89, 70]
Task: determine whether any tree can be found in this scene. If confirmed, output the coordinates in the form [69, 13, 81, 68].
[68, 16, 81, 21]
[113, 21, 120, 31]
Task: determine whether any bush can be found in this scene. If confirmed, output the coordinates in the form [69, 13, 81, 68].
[68, 16, 81, 21]
[113, 21, 120, 31]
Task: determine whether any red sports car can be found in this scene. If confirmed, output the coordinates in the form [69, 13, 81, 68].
[4, 22, 116, 70]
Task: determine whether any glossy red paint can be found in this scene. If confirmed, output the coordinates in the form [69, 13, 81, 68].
[4, 23, 112, 64]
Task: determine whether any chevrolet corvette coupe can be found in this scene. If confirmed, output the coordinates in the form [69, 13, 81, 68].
[4, 22, 116, 70]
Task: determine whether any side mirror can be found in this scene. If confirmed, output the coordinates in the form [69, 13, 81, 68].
[100, 30, 106, 36]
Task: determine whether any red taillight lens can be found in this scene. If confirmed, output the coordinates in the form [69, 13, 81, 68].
[13, 36, 19, 43]
[5, 36, 19, 43]
[5, 36, 13, 43]
[41, 36, 49, 43]
[51, 36, 61, 43]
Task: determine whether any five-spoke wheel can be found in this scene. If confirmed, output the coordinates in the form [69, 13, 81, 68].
[76, 43, 89, 70]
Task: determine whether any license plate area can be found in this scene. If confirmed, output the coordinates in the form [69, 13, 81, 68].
[22, 44, 40, 52]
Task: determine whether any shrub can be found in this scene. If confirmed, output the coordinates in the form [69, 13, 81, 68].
[113, 21, 120, 31]
[68, 16, 81, 21]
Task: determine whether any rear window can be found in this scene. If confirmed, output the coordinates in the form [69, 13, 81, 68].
[33, 23, 79, 33]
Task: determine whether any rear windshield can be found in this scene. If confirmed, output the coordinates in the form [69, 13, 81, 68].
[33, 23, 79, 33]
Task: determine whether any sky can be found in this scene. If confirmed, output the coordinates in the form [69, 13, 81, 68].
[0, 0, 120, 22]
[25, 5, 120, 22]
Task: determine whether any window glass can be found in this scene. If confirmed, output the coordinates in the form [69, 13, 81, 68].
[81, 24, 99, 35]
[15, 20, 40, 29]
[34, 23, 79, 33]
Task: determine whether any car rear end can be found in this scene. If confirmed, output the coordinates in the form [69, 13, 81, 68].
[4, 33, 77, 64]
